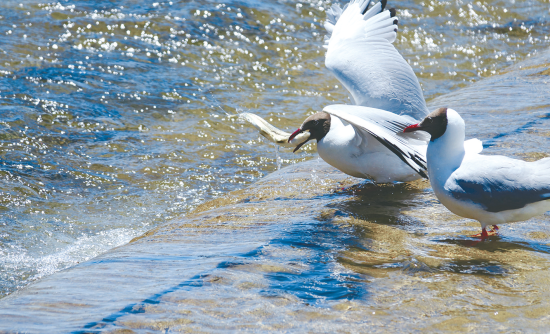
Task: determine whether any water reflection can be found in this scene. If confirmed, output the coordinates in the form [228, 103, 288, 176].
[335, 181, 427, 227]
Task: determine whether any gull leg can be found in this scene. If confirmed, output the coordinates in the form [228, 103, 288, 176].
[491, 225, 499, 232]
[481, 227, 489, 238]
[471, 226, 497, 238]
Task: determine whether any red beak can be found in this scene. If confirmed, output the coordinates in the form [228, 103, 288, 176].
[403, 124, 420, 133]
[288, 128, 302, 143]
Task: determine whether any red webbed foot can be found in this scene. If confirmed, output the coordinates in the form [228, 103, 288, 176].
[471, 227, 498, 239]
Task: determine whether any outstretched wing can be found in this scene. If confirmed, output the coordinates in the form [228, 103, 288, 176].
[323, 104, 428, 178]
[324, 0, 429, 119]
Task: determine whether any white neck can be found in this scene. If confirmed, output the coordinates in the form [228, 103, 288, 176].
[427, 109, 466, 186]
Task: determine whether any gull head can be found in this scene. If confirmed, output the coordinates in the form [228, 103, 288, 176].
[404, 107, 448, 141]
[288, 112, 331, 153]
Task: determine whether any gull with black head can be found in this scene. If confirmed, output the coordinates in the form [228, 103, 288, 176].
[244, 0, 483, 183]
[404, 108, 550, 238]
[288, 105, 432, 182]
[286, 0, 435, 182]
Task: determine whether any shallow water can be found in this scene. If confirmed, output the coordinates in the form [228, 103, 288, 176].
[0, 0, 549, 312]
[3, 155, 550, 331]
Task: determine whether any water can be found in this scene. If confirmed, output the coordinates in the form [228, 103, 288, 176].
[0, 0, 548, 313]
[3, 156, 550, 331]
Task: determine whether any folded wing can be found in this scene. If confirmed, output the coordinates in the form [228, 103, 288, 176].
[448, 156, 550, 212]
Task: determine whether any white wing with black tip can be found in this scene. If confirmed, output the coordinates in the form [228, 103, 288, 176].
[323, 104, 428, 178]
[324, 0, 429, 120]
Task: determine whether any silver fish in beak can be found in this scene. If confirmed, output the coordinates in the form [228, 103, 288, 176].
[239, 112, 311, 149]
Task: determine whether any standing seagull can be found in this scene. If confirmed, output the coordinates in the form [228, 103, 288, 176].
[404, 108, 550, 238]
[288, 104, 431, 181]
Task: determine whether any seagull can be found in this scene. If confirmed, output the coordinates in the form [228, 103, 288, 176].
[245, 0, 483, 182]
[288, 104, 431, 182]
[284, 0, 483, 182]
[403, 108, 550, 238]
[283, 0, 430, 182]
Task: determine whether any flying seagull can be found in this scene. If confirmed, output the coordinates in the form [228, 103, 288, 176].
[285, 0, 483, 182]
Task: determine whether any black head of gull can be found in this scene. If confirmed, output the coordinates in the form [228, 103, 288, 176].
[403, 107, 448, 141]
[288, 112, 331, 153]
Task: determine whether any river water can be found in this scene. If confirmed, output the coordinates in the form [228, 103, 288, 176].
[0, 0, 549, 318]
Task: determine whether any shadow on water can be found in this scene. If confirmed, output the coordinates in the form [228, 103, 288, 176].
[431, 237, 550, 277]
[334, 181, 426, 227]
[437, 235, 550, 255]
[442, 259, 509, 276]
[77, 221, 368, 332]
[78, 246, 268, 331]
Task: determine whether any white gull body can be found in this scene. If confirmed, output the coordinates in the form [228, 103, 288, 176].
[318, 105, 428, 182]
[417, 109, 550, 235]
[319, 113, 420, 182]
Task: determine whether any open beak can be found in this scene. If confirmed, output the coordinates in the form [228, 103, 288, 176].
[292, 139, 311, 153]
[403, 124, 420, 133]
[288, 128, 303, 143]
[288, 128, 311, 153]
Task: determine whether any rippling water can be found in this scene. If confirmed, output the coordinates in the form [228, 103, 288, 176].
[0, 0, 549, 299]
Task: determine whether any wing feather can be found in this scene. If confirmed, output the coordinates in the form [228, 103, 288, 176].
[448, 156, 550, 212]
[362, 2, 382, 21]
[323, 105, 428, 178]
[324, 1, 429, 119]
